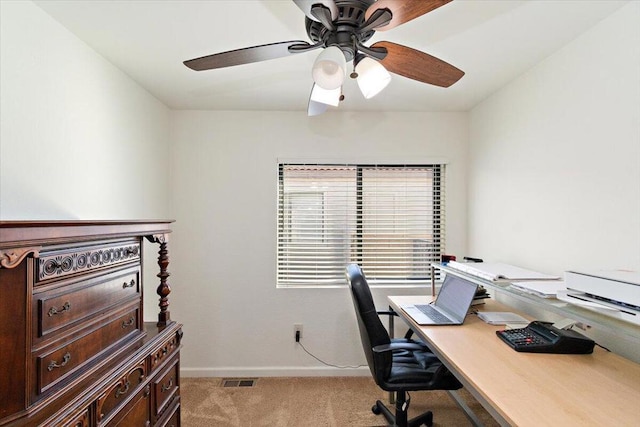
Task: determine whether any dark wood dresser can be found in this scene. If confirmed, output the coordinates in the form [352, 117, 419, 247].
[0, 221, 182, 427]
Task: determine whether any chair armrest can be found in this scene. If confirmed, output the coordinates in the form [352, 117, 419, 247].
[376, 310, 398, 317]
[372, 342, 427, 353]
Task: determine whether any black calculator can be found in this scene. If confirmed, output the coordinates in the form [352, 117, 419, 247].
[496, 321, 595, 354]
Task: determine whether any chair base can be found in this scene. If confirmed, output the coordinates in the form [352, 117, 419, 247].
[372, 392, 434, 427]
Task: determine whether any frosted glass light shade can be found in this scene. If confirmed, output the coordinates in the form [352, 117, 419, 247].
[308, 100, 328, 116]
[356, 57, 391, 99]
[312, 46, 347, 90]
[310, 83, 341, 107]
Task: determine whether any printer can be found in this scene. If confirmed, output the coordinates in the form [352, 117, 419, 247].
[563, 269, 640, 325]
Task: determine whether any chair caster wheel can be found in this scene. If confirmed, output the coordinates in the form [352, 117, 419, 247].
[372, 403, 381, 415]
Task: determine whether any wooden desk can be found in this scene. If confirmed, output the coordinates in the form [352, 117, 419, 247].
[388, 295, 640, 427]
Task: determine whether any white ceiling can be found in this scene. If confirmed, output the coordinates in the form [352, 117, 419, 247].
[33, 0, 628, 113]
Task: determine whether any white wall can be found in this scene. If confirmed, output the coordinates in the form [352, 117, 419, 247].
[169, 111, 469, 376]
[0, 1, 171, 220]
[468, 3, 640, 360]
[0, 1, 172, 322]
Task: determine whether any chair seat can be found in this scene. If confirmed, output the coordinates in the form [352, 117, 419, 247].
[385, 365, 461, 389]
[386, 346, 463, 391]
[412, 350, 440, 369]
[384, 352, 462, 391]
[390, 337, 428, 360]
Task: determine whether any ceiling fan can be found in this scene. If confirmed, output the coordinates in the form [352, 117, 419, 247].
[183, 0, 464, 115]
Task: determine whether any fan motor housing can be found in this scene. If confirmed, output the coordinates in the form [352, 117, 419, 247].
[305, 0, 376, 61]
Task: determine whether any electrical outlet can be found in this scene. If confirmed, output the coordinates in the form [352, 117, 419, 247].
[294, 324, 303, 342]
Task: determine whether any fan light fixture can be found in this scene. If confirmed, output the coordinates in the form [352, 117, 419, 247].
[312, 46, 347, 90]
[355, 56, 391, 99]
[310, 84, 341, 106]
[308, 83, 341, 116]
[308, 100, 328, 117]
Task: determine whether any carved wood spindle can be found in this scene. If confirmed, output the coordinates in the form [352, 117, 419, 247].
[147, 233, 171, 326]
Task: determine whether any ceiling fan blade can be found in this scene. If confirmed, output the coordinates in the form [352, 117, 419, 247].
[184, 41, 309, 71]
[365, 0, 452, 31]
[293, 0, 338, 22]
[372, 41, 464, 87]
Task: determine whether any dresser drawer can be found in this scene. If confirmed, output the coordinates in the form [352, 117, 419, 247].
[36, 266, 141, 338]
[153, 357, 179, 421]
[36, 240, 141, 284]
[158, 401, 180, 427]
[150, 331, 181, 373]
[97, 359, 147, 424]
[103, 385, 151, 427]
[41, 404, 91, 427]
[36, 306, 142, 394]
[60, 407, 90, 427]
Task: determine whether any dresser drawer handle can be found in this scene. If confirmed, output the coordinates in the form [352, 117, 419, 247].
[48, 352, 71, 371]
[161, 377, 174, 393]
[124, 247, 136, 256]
[123, 279, 136, 289]
[48, 301, 71, 316]
[115, 380, 131, 398]
[122, 317, 135, 329]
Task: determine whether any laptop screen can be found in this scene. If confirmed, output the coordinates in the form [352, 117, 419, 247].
[435, 275, 478, 321]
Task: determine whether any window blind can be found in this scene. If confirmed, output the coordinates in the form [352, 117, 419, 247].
[277, 163, 445, 287]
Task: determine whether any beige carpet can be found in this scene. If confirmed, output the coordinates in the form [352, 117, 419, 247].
[180, 377, 500, 427]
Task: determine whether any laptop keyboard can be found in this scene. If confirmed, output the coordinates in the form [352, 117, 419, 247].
[415, 304, 454, 324]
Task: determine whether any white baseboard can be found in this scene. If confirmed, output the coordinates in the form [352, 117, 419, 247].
[180, 366, 370, 378]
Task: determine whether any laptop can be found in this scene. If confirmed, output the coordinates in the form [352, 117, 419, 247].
[400, 275, 478, 325]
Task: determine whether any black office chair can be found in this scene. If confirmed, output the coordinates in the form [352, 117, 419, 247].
[346, 263, 462, 427]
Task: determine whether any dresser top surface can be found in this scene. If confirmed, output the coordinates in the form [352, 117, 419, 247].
[0, 220, 174, 247]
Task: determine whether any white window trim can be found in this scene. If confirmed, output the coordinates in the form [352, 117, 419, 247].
[276, 162, 447, 289]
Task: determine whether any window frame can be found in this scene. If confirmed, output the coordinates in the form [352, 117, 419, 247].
[277, 162, 446, 288]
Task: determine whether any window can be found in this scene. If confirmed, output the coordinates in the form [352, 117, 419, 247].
[277, 163, 445, 287]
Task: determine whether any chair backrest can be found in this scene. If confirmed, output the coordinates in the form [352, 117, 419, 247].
[346, 263, 392, 383]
